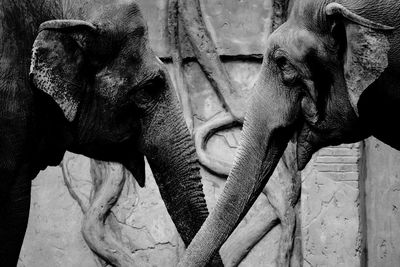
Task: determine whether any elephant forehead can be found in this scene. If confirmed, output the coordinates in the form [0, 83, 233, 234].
[87, 0, 146, 37]
[95, 69, 128, 101]
[284, 28, 320, 61]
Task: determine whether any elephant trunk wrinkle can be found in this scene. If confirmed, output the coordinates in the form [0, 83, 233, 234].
[178, 105, 293, 266]
[141, 94, 209, 246]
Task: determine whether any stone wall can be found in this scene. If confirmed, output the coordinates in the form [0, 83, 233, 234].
[20, 155, 187, 267]
[363, 138, 400, 267]
[18, 0, 396, 266]
[302, 144, 363, 267]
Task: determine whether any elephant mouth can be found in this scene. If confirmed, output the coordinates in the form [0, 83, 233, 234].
[295, 114, 367, 170]
[296, 121, 320, 170]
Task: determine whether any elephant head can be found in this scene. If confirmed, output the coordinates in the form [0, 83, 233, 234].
[178, 1, 394, 265]
[29, 2, 209, 247]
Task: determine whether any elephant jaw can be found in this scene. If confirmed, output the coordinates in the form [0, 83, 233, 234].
[295, 94, 325, 170]
[296, 122, 324, 171]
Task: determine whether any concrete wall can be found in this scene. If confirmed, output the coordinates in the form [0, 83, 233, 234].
[302, 144, 363, 267]
[364, 138, 400, 267]
[17, 0, 383, 266]
[20, 154, 187, 267]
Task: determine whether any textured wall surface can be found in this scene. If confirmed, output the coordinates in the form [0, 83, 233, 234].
[364, 138, 400, 267]
[136, 0, 270, 57]
[302, 143, 363, 267]
[18, 0, 368, 266]
[20, 154, 186, 267]
[18, 158, 98, 267]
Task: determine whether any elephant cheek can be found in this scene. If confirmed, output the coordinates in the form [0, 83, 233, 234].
[296, 96, 323, 170]
[296, 123, 319, 170]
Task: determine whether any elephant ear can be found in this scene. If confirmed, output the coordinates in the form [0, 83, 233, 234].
[30, 20, 98, 122]
[326, 3, 394, 116]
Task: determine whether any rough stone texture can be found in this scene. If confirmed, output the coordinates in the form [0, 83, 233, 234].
[20, 153, 186, 267]
[135, 0, 169, 57]
[136, 0, 271, 57]
[302, 143, 363, 267]
[18, 159, 98, 267]
[364, 137, 400, 267]
[201, 0, 271, 56]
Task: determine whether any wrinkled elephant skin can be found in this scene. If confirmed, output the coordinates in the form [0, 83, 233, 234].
[0, 1, 211, 266]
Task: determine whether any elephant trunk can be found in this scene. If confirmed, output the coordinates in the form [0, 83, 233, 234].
[178, 74, 298, 266]
[140, 75, 209, 246]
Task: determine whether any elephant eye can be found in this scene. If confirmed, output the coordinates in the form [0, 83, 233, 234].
[275, 55, 299, 85]
[276, 56, 288, 69]
[132, 74, 165, 110]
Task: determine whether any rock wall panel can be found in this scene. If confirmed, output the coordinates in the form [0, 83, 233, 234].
[364, 137, 400, 267]
[18, 159, 98, 267]
[302, 143, 363, 267]
[135, 0, 271, 57]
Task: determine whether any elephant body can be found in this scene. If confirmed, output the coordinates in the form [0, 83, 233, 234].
[178, 0, 400, 266]
[0, 1, 212, 266]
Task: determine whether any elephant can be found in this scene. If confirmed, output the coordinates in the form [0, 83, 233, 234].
[177, 0, 400, 266]
[0, 1, 214, 266]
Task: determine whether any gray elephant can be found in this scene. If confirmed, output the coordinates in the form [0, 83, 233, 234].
[0, 1, 213, 266]
[178, 0, 400, 266]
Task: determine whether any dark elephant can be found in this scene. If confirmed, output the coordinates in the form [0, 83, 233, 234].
[0, 1, 211, 266]
[178, 0, 400, 266]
